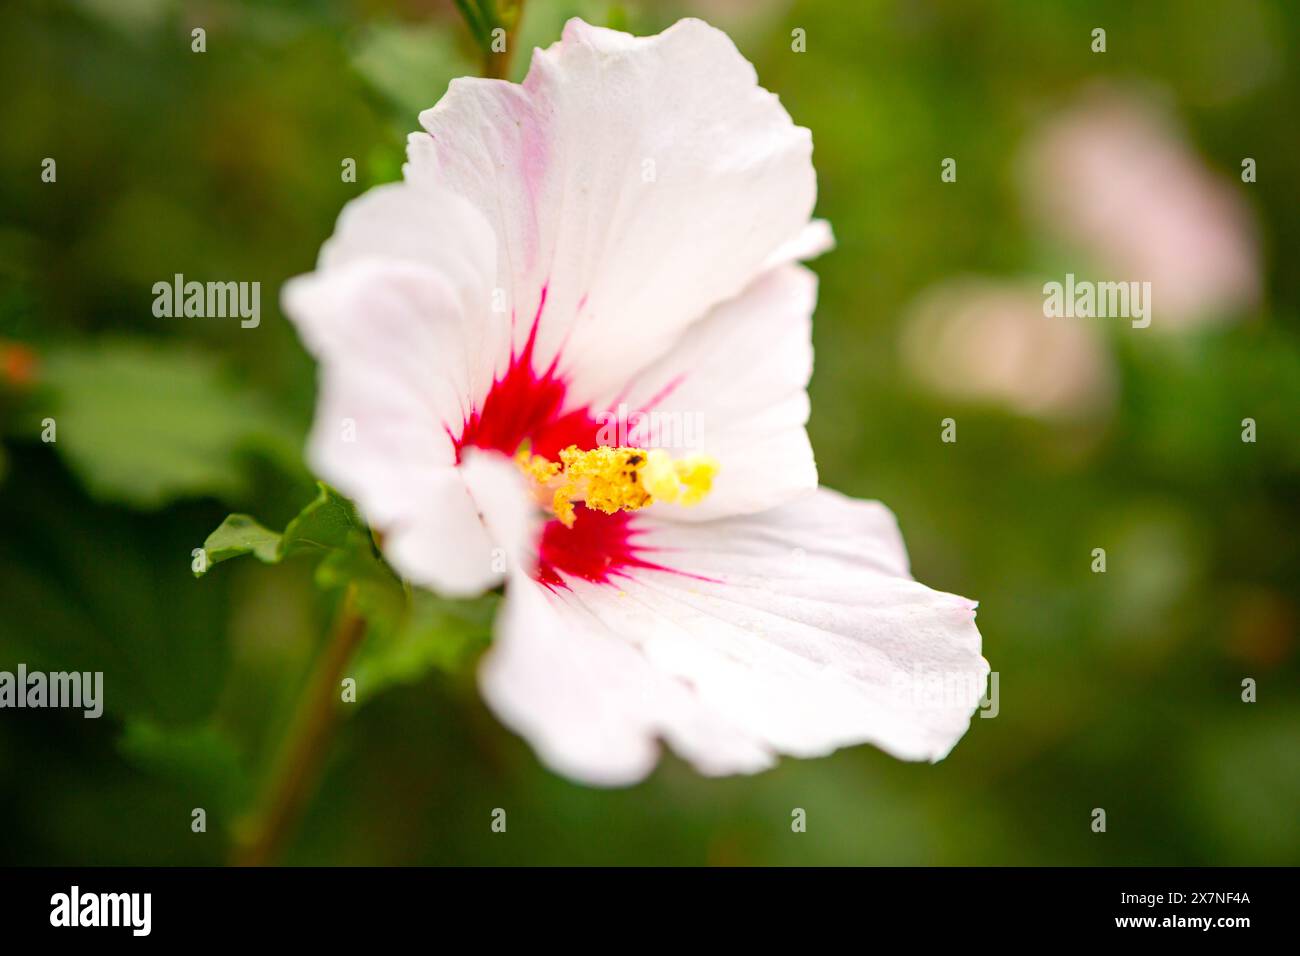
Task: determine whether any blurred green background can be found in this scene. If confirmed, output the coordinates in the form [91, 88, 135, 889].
[2, 0, 1298, 865]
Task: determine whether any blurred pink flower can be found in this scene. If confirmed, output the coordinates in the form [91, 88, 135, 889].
[900, 278, 1115, 422]
[1021, 90, 1261, 329]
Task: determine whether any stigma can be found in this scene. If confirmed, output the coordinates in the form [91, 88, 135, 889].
[516, 444, 718, 528]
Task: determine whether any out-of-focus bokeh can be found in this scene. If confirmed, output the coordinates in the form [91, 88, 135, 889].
[2, 0, 1298, 865]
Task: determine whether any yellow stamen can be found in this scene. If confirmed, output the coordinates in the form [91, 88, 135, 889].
[517, 445, 718, 528]
[639, 449, 717, 505]
[515, 449, 561, 485]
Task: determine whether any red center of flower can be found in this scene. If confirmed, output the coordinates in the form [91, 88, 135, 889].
[452, 285, 684, 590]
[534, 509, 682, 589]
[454, 288, 602, 461]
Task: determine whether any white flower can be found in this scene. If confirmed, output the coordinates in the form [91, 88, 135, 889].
[284, 17, 988, 786]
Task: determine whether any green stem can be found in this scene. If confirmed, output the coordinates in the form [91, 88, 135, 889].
[456, 0, 526, 80]
[231, 588, 367, 866]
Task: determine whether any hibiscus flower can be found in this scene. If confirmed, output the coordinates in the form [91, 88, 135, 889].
[283, 17, 988, 786]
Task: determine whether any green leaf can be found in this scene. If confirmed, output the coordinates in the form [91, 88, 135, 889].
[314, 532, 404, 614]
[316, 524, 497, 694]
[195, 483, 362, 577]
[281, 483, 364, 556]
[202, 514, 282, 565]
[37, 338, 303, 510]
[384, 590, 496, 680]
[351, 588, 498, 696]
[197, 484, 495, 698]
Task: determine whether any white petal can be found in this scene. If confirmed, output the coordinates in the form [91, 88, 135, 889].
[482, 489, 987, 785]
[482, 577, 775, 786]
[283, 260, 504, 595]
[458, 448, 540, 578]
[289, 180, 502, 394]
[763, 219, 835, 269]
[589, 264, 819, 520]
[408, 17, 818, 399]
[381, 468, 502, 597]
[316, 180, 497, 295]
